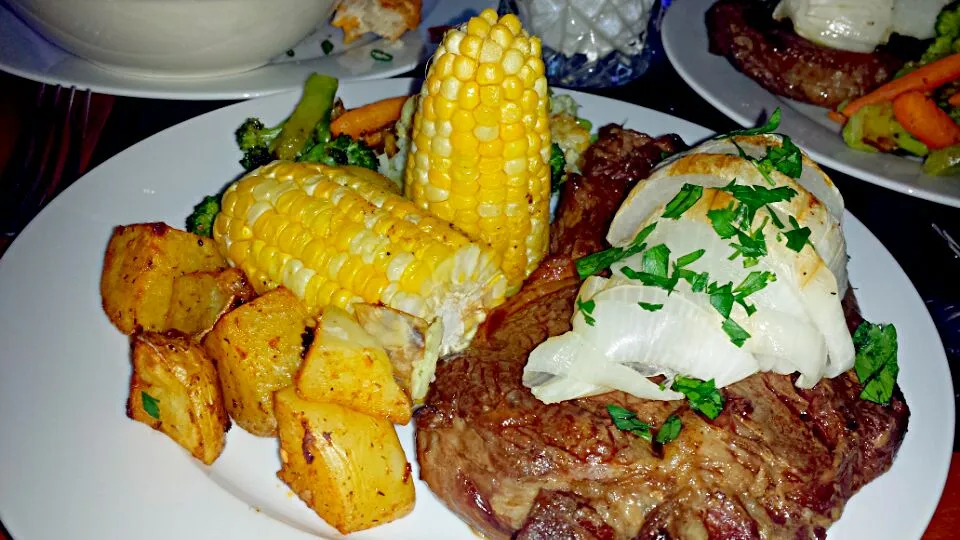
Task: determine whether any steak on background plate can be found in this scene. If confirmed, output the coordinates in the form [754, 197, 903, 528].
[706, 0, 915, 109]
[415, 126, 910, 539]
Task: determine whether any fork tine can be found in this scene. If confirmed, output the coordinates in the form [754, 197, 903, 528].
[15, 86, 70, 211]
[1, 83, 52, 198]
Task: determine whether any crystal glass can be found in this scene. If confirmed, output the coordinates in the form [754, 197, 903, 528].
[498, 0, 669, 89]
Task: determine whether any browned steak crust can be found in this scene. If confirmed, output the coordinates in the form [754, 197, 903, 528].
[415, 126, 910, 539]
[706, 0, 904, 108]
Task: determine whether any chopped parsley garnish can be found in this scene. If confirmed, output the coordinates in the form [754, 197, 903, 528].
[321, 39, 334, 55]
[721, 318, 752, 347]
[576, 223, 657, 278]
[642, 244, 671, 276]
[576, 297, 597, 326]
[607, 404, 652, 441]
[708, 204, 739, 239]
[784, 215, 812, 252]
[142, 391, 160, 420]
[638, 302, 663, 312]
[707, 281, 735, 319]
[675, 249, 705, 269]
[724, 108, 782, 137]
[688, 271, 710, 292]
[733, 271, 776, 315]
[728, 216, 769, 266]
[719, 181, 798, 227]
[620, 243, 687, 293]
[672, 376, 725, 419]
[370, 49, 393, 62]
[608, 405, 682, 445]
[853, 321, 899, 405]
[655, 414, 683, 444]
[661, 184, 703, 219]
[757, 135, 803, 179]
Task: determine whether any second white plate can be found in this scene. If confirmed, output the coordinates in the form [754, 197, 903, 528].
[662, 0, 960, 208]
[0, 0, 495, 100]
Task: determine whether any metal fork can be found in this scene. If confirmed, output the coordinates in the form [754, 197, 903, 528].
[0, 84, 93, 236]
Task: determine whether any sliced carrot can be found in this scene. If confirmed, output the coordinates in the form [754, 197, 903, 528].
[891, 91, 960, 150]
[330, 96, 408, 139]
[827, 110, 847, 125]
[949, 93, 960, 107]
[841, 53, 960, 118]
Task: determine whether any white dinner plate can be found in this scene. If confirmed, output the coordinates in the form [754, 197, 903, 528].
[0, 0, 494, 100]
[661, 0, 960, 208]
[0, 78, 952, 540]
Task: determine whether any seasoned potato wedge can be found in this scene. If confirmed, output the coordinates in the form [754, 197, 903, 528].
[101, 222, 226, 334]
[274, 388, 415, 533]
[165, 268, 257, 338]
[203, 288, 311, 436]
[354, 303, 441, 403]
[296, 306, 412, 424]
[127, 331, 230, 465]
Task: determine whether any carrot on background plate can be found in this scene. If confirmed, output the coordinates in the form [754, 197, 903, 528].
[841, 53, 960, 118]
[892, 91, 960, 150]
[330, 96, 408, 139]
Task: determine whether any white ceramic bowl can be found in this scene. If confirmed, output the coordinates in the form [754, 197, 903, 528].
[5, 0, 337, 78]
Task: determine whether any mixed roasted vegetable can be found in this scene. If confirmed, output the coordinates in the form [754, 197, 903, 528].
[835, 1, 960, 175]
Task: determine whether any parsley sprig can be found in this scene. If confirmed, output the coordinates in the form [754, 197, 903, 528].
[607, 405, 684, 444]
[661, 184, 703, 219]
[853, 321, 899, 405]
[671, 376, 725, 419]
[576, 297, 597, 326]
[576, 223, 657, 279]
[142, 391, 161, 420]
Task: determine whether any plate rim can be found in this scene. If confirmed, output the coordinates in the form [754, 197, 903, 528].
[0, 78, 953, 539]
[661, 0, 960, 208]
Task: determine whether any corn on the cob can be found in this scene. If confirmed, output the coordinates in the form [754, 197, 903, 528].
[213, 161, 508, 354]
[404, 8, 552, 292]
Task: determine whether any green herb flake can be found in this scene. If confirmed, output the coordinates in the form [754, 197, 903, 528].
[577, 297, 597, 326]
[321, 39, 334, 55]
[671, 376, 725, 419]
[708, 205, 739, 239]
[642, 244, 671, 277]
[721, 318, 751, 347]
[730, 217, 769, 264]
[719, 181, 797, 227]
[142, 391, 160, 420]
[784, 215, 812, 252]
[371, 49, 393, 62]
[853, 321, 899, 405]
[655, 414, 683, 444]
[661, 184, 703, 219]
[734, 271, 776, 299]
[638, 302, 664, 312]
[621, 266, 679, 294]
[690, 271, 710, 293]
[676, 249, 705, 269]
[575, 223, 657, 278]
[725, 108, 782, 137]
[607, 404, 652, 441]
[707, 281, 735, 319]
[759, 135, 803, 179]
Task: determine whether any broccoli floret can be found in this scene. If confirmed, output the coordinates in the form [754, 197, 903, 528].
[186, 195, 220, 238]
[549, 143, 566, 193]
[900, 3, 960, 76]
[233, 73, 340, 171]
[235, 118, 282, 171]
[328, 135, 378, 170]
[937, 3, 960, 38]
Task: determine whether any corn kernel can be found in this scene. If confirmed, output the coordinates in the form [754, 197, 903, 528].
[478, 138, 504, 157]
[478, 171, 505, 188]
[452, 165, 480, 185]
[501, 102, 522, 124]
[473, 104, 499, 126]
[435, 53, 455, 77]
[435, 96, 455, 120]
[500, 14, 522, 35]
[428, 168, 451, 190]
[458, 81, 480, 110]
[501, 122, 524, 141]
[459, 34, 483, 59]
[489, 25, 513, 49]
[454, 56, 477, 81]
[451, 131, 479, 151]
[479, 85, 501, 106]
[477, 63, 504, 85]
[452, 109, 475, 132]
[474, 124, 499, 142]
[440, 77, 461, 101]
[466, 16, 491, 37]
[479, 8, 498, 24]
[479, 40, 503, 63]
[504, 137, 528, 159]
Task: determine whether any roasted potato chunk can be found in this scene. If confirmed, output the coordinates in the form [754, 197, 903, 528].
[354, 303, 441, 403]
[203, 288, 310, 436]
[296, 306, 412, 424]
[101, 222, 226, 334]
[274, 388, 415, 533]
[127, 331, 229, 465]
[165, 268, 256, 338]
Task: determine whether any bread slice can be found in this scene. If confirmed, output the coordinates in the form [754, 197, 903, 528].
[332, 0, 421, 44]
